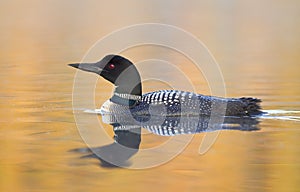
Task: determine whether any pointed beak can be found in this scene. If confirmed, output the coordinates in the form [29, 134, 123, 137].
[68, 63, 103, 74]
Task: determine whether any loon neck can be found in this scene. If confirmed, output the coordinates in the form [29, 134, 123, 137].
[110, 83, 142, 107]
[109, 62, 142, 107]
[110, 94, 141, 107]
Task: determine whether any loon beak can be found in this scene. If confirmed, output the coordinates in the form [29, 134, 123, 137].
[68, 63, 103, 74]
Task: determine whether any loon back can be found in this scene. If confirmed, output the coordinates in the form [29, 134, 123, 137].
[100, 90, 262, 117]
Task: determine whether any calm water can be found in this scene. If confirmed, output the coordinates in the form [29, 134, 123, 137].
[1, 1, 300, 191]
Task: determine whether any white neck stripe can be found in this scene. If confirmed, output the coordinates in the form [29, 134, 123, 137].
[114, 92, 141, 100]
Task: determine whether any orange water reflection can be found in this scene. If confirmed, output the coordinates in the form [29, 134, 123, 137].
[1, 1, 300, 191]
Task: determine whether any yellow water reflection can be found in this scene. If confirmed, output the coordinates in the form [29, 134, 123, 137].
[1, 0, 300, 192]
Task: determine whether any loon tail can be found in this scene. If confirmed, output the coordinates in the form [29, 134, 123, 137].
[239, 97, 262, 115]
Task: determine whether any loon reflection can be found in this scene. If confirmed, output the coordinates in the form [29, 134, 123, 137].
[74, 114, 259, 168]
[78, 128, 141, 168]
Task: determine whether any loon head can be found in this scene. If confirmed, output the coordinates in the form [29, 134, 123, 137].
[69, 55, 142, 102]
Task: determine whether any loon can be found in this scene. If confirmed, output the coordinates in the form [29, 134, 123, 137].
[69, 55, 262, 117]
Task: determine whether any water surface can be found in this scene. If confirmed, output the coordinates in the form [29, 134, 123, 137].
[1, 1, 300, 191]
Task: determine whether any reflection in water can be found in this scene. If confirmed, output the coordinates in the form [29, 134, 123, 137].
[0, 0, 299, 190]
[75, 128, 141, 168]
[73, 114, 260, 168]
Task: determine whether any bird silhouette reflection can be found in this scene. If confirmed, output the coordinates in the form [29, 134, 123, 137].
[72, 114, 260, 168]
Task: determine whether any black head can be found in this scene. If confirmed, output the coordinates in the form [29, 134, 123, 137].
[69, 55, 136, 83]
[69, 55, 142, 96]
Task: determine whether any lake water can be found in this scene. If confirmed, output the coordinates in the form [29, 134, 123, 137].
[1, 1, 300, 191]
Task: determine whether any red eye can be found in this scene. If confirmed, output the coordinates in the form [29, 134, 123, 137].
[108, 63, 115, 69]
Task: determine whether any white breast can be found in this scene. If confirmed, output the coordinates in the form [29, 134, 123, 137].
[99, 100, 114, 114]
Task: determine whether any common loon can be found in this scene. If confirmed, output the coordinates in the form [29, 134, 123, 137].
[69, 55, 262, 117]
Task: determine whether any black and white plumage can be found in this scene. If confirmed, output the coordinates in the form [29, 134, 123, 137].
[69, 55, 262, 117]
[100, 90, 261, 117]
[103, 115, 259, 136]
